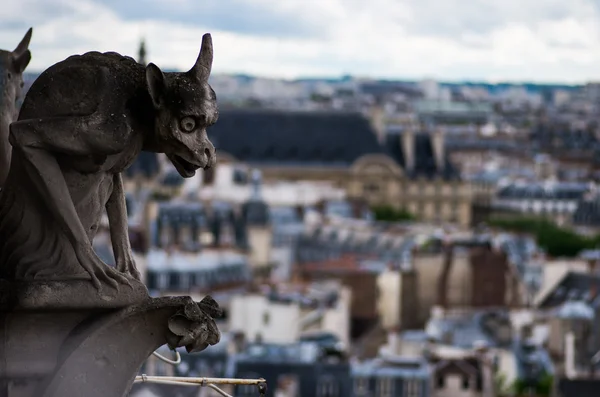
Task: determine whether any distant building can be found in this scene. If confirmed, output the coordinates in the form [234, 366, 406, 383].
[208, 109, 472, 226]
[145, 248, 251, 306]
[228, 281, 351, 348]
[492, 181, 593, 226]
[428, 349, 495, 397]
[351, 356, 431, 397]
[536, 270, 600, 378]
[413, 99, 493, 126]
[229, 342, 352, 397]
[573, 191, 600, 233]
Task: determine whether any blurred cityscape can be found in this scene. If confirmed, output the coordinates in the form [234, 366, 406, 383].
[19, 40, 600, 397]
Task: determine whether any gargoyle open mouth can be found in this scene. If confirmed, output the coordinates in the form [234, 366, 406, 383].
[170, 154, 201, 178]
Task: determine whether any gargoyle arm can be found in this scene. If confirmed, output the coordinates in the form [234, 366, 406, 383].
[105, 173, 141, 280]
[8, 121, 132, 290]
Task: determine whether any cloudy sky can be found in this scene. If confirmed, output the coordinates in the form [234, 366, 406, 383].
[2, 0, 600, 83]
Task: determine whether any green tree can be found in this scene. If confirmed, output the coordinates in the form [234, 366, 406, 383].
[510, 373, 553, 396]
[371, 205, 416, 222]
[488, 216, 597, 258]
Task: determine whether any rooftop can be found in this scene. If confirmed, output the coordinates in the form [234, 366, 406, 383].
[352, 356, 431, 378]
[146, 249, 248, 272]
[208, 109, 384, 167]
[234, 342, 338, 365]
[536, 271, 600, 309]
[497, 181, 592, 200]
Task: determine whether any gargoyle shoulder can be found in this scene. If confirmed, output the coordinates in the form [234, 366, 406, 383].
[19, 52, 143, 120]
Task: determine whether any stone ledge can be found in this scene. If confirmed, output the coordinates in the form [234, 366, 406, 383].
[0, 278, 150, 311]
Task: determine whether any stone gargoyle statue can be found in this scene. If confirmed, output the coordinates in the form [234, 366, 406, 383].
[0, 28, 33, 187]
[0, 33, 218, 297]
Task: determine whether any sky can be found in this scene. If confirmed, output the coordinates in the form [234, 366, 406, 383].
[2, 0, 600, 83]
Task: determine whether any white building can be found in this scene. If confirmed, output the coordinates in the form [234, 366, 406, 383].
[228, 281, 352, 348]
[195, 162, 346, 206]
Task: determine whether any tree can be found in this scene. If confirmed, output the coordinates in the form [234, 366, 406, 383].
[488, 216, 597, 258]
[371, 205, 416, 222]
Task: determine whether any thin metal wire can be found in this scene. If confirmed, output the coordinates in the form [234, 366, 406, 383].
[134, 375, 267, 397]
[135, 375, 265, 385]
[134, 376, 234, 397]
[207, 384, 234, 397]
[151, 349, 181, 365]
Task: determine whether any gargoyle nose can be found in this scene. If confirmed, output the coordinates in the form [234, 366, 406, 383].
[203, 141, 216, 169]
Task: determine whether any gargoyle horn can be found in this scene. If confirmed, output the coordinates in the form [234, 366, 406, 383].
[189, 33, 213, 81]
[13, 27, 33, 56]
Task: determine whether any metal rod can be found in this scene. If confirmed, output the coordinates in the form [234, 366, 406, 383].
[151, 349, 181, 365]
[135, 374, 265, 386]
[133, 376, 235, 397]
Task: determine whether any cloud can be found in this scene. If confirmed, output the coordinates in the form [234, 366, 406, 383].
[1, 0, 600, 83]
[98, 0, 327, 38]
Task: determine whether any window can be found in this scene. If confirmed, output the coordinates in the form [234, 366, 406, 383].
[462, 376, 470, 390]
[405, 379, 421, 397]
[179, 273, 191, 290]
[436, 375, 445, 389]
[377, 377, 394, 397]
[363, 182, 380, 194]
[157, 273, 169, 289]
[354, 377, 368, 396]
[318, 375, 339, 397]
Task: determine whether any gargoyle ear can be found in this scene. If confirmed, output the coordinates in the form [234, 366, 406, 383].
[12, 50, 31, 74]
[13, 28, 32, 57]
[146, 63, 165, 108]
[12, 27, 33, 74]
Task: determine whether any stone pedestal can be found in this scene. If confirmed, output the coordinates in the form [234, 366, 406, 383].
[0, 280, 221, 397]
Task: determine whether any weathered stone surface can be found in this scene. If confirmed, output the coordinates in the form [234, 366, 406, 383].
[0, 33, 218, 298]
[0, 27, 32, 187]
[0, 295, 222, 397]
[0, 279, 149, 310]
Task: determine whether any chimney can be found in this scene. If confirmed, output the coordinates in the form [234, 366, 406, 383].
[437, 241, 453, 309]
[402, 125, 415, 173]
[370, 106, 386, 145]
[432, 126, 446, 174]
[589, 259, 597, 300]
[565, 331, 577, 379]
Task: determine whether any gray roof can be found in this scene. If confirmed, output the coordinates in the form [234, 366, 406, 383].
[352, 356, 431, 379]
[208, 109, 460, 180]
[234, 342, 326, 364]
[497, 182, 591, 200]
[424, 311, 510, 348]
[208, 109, 384, 167]
[537, 271, 600, 309]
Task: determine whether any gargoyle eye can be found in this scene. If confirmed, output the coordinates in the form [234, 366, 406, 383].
[7, 72, 11, 80]
[180, 116, 196, 132]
